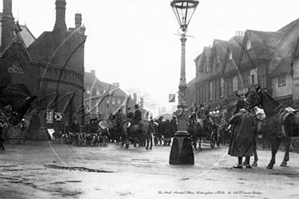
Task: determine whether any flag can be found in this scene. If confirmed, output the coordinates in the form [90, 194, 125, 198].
[169, 94, 175, 102]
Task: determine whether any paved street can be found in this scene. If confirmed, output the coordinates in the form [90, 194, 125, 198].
[0, 140, 298, 199]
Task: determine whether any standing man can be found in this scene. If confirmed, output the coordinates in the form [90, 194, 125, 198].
[228, 96, 256, 169]
[71, 118, 80, 133]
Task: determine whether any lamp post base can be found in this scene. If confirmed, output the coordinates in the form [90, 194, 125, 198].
[169, 131, 194, 165]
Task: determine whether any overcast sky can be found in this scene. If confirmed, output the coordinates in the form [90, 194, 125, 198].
[9, 0, 299, 115]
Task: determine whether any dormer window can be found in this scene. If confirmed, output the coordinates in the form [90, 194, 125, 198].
[215, 56, 220, 67]
[229, 51, 232, 60]
[246, 40, 252, 50]
[205, 60, 209, 72]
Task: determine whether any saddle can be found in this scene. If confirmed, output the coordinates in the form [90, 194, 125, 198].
[275, 106, 298, 137]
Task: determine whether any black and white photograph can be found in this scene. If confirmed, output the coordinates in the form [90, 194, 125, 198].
[0, 0, 298, 198]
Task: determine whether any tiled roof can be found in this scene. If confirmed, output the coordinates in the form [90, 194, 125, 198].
[213, 39, 228, 59]
[19, 25, 36, 47]
[203, 47, 211, 58]
[269, 57, 293, 77]
[277, 19, 299, 34]
[228, 36, 243, 63]
[0, 13, 35, 49]
[293, 39, 299, 58]
[269, 19, 299, 75]
[246, 30, 282, 60]
[28, 30, 86, 65]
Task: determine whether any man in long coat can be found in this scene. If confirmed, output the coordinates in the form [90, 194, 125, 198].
[228, 97, 256, 169]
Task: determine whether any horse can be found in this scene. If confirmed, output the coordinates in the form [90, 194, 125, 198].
[18, 108, 40, 144]
[113, 111, 151, 149]
[0, 111, 9, 150]
[246, 86, 299, 169]
[187, 115, 203, 150]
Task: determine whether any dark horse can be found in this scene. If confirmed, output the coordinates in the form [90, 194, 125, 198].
[247, 86, 299, 169]
[0, 83, 37, 149]
[113, 112, 152, 149]
[187, 115, 203, 150]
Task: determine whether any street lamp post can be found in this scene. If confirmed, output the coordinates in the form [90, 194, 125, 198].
[169, 0, 199, 165]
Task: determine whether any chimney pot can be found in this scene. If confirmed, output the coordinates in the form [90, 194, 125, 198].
[75, 13, 82, 28]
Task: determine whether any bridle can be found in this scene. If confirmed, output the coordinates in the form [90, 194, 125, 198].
[248, 90, 262, 110]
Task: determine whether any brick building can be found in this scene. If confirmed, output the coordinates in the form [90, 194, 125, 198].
[0, 0, 86, 139]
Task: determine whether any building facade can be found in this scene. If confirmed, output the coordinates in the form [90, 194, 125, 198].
[192, 19, 299, 115]
[0, 0, 87, 139]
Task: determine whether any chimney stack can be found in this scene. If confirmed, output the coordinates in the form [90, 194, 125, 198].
[75, 13, 82, 28]
[1, 0, 15, 51]
[53, 0, 67, 33]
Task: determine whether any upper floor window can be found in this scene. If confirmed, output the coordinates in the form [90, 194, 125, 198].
[228, 51, 232, 60]
[278, 75, 286, 87]
[249, 69, 258, 85]
[205, 60, 209, 72]
[209, 82, 213, 101]
[86, 88, 91, 94]
[233, 76, 238, 92]
[246, 40, 252, 50]
[220, 78, 224, 98]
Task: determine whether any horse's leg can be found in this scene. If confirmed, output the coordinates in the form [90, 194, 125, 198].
[18, 129, 23, 144]
[0, 130, 4, 150]
[267, 136, 281, 169]
[280, 137, 290, 167]
[252, 137, 258, 167]
[145, 134, 149, 150]
[252, 148, 258, 167]
[150, 135, 153, 150]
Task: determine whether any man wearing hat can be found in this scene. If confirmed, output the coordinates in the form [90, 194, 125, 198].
[132, 104, 142, 125]
[228, 94, 256, 169]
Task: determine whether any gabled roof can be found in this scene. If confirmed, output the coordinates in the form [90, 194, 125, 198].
[203, 46, 211, 58]
[228, 36, 243, 62]
[19, 25, 36, 47]
[0, 33, 32, 62]
[269, 19, 299, 76]
[212, 39, 228, 59]
[277, 18, 299, 34]
[222, 36, 243, 74]
[244, 29, 282, 60]
[196, 46, 211, 73]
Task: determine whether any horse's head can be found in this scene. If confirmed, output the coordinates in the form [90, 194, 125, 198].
[234, 92, 250, 112]
[246, 86, 262, 110]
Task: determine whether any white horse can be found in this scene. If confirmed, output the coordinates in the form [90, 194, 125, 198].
[18, 108, 39, 144]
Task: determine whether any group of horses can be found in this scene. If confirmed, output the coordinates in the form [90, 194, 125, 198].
[0, 83, 298, 170]
[187, 110, 230, 151]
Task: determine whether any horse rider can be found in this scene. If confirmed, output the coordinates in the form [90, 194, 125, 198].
[127, 104, 142, 130]
[228, 96, 256, 169]
[127, 107, 134, 119]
